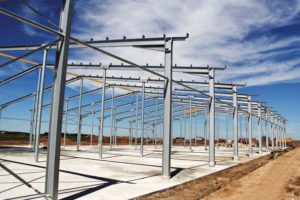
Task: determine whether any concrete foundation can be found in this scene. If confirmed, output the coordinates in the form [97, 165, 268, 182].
[0, 145, 269, 200]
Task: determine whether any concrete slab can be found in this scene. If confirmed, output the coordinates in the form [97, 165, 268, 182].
[0, 145, 270, 200]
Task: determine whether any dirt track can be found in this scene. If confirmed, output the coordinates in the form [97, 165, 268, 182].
[205, 148, 300, 200]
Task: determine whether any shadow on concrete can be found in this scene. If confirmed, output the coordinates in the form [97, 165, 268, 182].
[0, 162, 44, 198]
[0, 158, 133, 199]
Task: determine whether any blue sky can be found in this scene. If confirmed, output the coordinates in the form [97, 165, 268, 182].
[0, 0, 299, 140]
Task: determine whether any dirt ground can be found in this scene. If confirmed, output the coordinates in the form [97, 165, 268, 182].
[137, 147, 299, 200]
[205, 147, 300, 200]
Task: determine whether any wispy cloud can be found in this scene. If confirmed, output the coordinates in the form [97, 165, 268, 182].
[69, 0, 300, 87]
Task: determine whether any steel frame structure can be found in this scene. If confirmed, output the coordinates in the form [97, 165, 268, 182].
[0, 1, 287, 199]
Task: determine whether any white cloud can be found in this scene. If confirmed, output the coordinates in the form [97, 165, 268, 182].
[69, 0, 300, 88]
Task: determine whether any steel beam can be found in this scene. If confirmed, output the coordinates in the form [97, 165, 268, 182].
[0, 65, 40, 87]
[0, 41, 58, 69]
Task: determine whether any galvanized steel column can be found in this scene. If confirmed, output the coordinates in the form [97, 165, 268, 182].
[265, 111, 269, 151]
[109, 87, 115, 150]
[129, 122, 132, 146]
[275, 117, 278, 149]
[258, 103, 262, 154]
[184, 115, 187, 148]
[45, 0, 73, 198]
[135, 92, 139, 150]
[99, 67, 107, 158]
[271, 114, 274, 150]
[76, 78, 83, 151]
[90, 103, 95, 150]
[280, 119, 284, 148]
[29, 95, 37, 148]
[233, 85, 238, 161]
[34, 49, 47, 162]
[204, 108, 208, 150]
[140, 80, 146, 156]
[194, 112, 197, 146]
[33, 67, 42, 150]
[155, 98, 158, 148]
[63, 99, 69, 149]
[162, 38, 173, 178]
[189, 97, 192, 152]
[209, 68, 215, 166]
[284, 120, 287, 148]
[226, 113, 229, 143]
[180, 118, 183, 138]
[248, 96, 252, 156]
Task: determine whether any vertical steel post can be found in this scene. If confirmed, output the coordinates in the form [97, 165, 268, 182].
[265, 111, 269, 151]
[248, 97, 252, 156]
[180, 118, 183, 138]
[114, 121, 117, 146]
[29, 109, 34, 146]
[90, 103, 95, 150]
[135, 92, 139, 149]
[129, 122, 132, 146]
[194, 112, 197, 146]
[45, 0, 73, 198]
[99, 67, 107, 158]
[284, 120, 287, 148]
[63, 99, 69, 149]
[155, 98, 158, 148]
[29, 95, 36, 147]
[271, 114, 274, 150]
[76, 78, 83, 151]
[216, 113, 219, 148]
[204, 108, 207, 150]
[0, 109, 1, 125]
[184, 115, 187, 148]
[239, 114, 242, 140]
[258, 103, 262, 154]
[209, 68, 215, 166]
[226, 113, 228, 143]
[162, 38, 173, 178]
[278, 121, 281, 149]
[152, 124, 155, 146]
[233, 85, 238, 161]
[275, 117, 278, 149]
[109, 87, 115, 150]
[189, 98, 192, 151]
[140, 81, 146, 156]
[33, 67, 42, 150]
[280, 120, 283, 149]
[34, 49, 47, 162]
